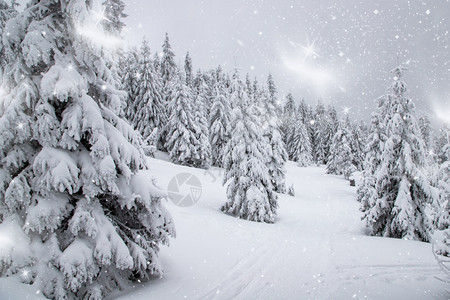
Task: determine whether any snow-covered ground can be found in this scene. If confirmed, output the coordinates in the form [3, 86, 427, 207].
[0, 157, 448, 299]
[110, 158, 449, 300]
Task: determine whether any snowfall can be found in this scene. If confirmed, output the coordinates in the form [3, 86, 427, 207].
[0, 154, 449, 300]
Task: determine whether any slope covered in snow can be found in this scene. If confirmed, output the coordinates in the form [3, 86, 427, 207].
[108, 158, 449, 300]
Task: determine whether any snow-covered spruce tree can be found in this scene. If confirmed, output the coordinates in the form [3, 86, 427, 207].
[129, 39, 167, 146]
[357, 100, 386, 211]
[222, 72, 277, 223]
[418, 115, 434, 154]
[435, 124, 449, 164]
[360, 66, 436, 241]
[326, 116, 356, 179]
[0, 0, 17, 80]
[165, 70, 203, 167]
[0, 2, 175, 298]
[120, 47, 139, 121]
[191, 70, 211, 169]
[209, 79, 230, 167]
[432, 136, 449, 277]
[160, 33, 177, 89]
[280, 93, 296, 148]
[287, 116, 313, 167]
[101, 0, 127, 35]
[312, 99, 329, 164]
[184, 52, 193, 88]
[350, 121, 367, 171]
[259, 76, 287, 194]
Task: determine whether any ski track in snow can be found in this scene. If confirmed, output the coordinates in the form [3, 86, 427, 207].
[105, 159, 450, 300]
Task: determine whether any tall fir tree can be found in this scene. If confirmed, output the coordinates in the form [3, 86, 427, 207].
[192, 70, 211, 169]
[359, 66, 436, 241]
[260, 75, 287, 194]
[326, 116, 356, 179]
[280, 93, 296, 147]
[165, 71, 204, 167]
[0, 1, 174, 298]
[101, 0, 127, 35]
[129, 39, 167, 147]
[222, 72, 277, 223]
[209, 77, 230, 167]
[286, 116, 313, 167]
[184, 52, 193, 87]
[0, 0, 17, 80]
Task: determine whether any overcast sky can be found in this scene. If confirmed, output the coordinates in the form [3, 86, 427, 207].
[121, 0, 449, 125]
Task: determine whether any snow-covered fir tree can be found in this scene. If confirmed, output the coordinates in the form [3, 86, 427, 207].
[280, 93, 296, 146]
[120, 47, 139, 120]
[0, 0, 17, 80]
[359, 65, 436, 242]
[101, 0, 127, 35]
[191, 70, 212, 169]
[127, 39, 166, 146]
[0, 1, 175, 298]
[222, 72, 278, 223]
[260, 76, 287, 194]
[160, 32, 177, 89]
[209, 77, 230, 167]
[286, 116, 313, 167]
[165, 70, 205, 168]
[418, 115, 434, 155]
[350, 121, 367, 171]
[312, 99, 330, 164]
[184, 52, 193, 87]
[326, 116, 356, 179]
[432, 134, 449, 277]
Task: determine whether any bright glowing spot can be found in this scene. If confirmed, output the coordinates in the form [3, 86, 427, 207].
[17, 122, 25, 130]
[429, 149, 434, 155]
[425, 9, 431, 15]
[0, 233, 12, 249]
[66, 64, 74, 71]
[343, 107, 351, 114]
[301, 41, 320, 59]
[135, 72, 141, 79]
[41, 31, 46, 36]
[281, 54, 333, 91]
[432, 100, 450, 124]
[21, 269, 31, 280]
[101, 85, 107, 90]
[373, 9, 379, 14]
[339, 51, 345, 57]
[310, 120, 315, 125]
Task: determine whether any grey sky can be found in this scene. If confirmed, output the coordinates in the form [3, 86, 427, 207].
[123, 0, 449, 125]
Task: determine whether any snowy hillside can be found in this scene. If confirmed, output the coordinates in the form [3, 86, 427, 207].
[103, 157, 448, 300]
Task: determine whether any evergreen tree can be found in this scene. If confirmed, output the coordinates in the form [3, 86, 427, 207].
[280, 93, 296, 146]
[165, 71, 204, 167]
[184, 52, 193, 87]
[350, 121, 367, 171]
[326, 116, 356, 179]
[0, 1, 174, 298]
[129, 39, 167, 146]
[360, 66, 436, 241]
[435, 124, 449, 164]
[418, 115, 434, 154]
[287, 116, 313, 167]
[222, 73, 277, 223]
[0, 0, 17, 80]
[101, 0, 127, 35]
[433, 136, 449, 277]
[192, 70, 211, 169]
[209, 78, 230, 167]
[260, 78, 287, 194]
[161, 32, 177, 89]
[120, 47, 139, 121]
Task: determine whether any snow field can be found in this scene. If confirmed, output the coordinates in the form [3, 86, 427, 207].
[110, 159, 449, 300]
